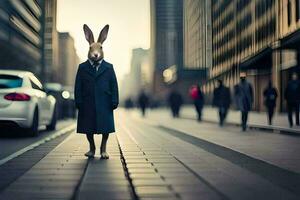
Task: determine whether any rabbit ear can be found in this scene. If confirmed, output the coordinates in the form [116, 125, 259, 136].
[83, 24, 94, 44]
[97, 24, 109, 43]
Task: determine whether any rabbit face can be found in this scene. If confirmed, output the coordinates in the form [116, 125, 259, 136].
[83, 24, 109, 62]
[89, 43, 103, 61]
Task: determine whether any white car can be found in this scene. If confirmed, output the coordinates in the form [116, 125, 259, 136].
[0, 70, 57, 136]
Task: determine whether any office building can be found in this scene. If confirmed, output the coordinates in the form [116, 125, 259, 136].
[0, 0, 43, 75]
[182, 0, 211, 101]
[57, 32, 80, 87]
[184, 0, 212, 71]
[40, 0, 59, 82]
[121, 48, 150, 102]
[150, 0, 184, 100]
[208, 0, 279, 111]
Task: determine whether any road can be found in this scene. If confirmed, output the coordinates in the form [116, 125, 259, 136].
[0, 108, 299, 200]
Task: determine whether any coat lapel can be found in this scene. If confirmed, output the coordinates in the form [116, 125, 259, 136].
[82, 60, 95, 77]
[96, 60, 108, 77]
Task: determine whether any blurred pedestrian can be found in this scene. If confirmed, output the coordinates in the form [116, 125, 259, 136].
[213, 80, 231, 126]
[125, 97, 134, 109]
[234, 72, 253, 131]
[284, 73, 300, 127]
[263, 81, 278, 125]
[168, 90, 183, 118]
[138, 90, 149, 117]
[189, 85, 204, 121]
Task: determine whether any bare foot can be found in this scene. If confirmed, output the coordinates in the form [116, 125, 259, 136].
[100, 152, 109, 159]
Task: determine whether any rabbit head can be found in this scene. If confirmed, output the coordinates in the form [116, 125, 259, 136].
[83, 24, 109, 62]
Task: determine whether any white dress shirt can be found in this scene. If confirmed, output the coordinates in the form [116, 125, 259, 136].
[89, 59, 103, 72]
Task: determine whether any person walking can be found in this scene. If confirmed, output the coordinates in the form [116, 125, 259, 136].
[189, 85, 204, 121]
[168, 89, 183, 118]
[234, 72, 253, 131]
[75, 24, 118, 159]
[138, 90, 149, 117]
[263, 81, 278, 125]
[284, 73, 300, 127]
[213, 80, 231, 126]
[124, 97, 134, 109]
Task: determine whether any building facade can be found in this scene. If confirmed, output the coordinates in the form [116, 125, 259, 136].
[182, 0, 212, 102]
[184, 0, 212, 71]
[57, 32, 80, 87]
[150, 0, 184, 100]
[207, 0, 300, 111]
[40, 0, 59, 82]
[207, 0, 280, 111]
[120, 48, 150, 103]
[0, 0, 43, 75]
[277, 0, 300, 110]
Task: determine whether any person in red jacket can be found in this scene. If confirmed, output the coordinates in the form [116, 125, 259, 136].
[189, 85, 204, 121]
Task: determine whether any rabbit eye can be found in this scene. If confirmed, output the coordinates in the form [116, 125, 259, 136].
[100, 46, 103, 49]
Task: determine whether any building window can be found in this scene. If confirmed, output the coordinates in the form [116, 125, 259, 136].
[296, 0, 300, 21]
[46, 17, 53, 22]
[288, 0, 292, 26]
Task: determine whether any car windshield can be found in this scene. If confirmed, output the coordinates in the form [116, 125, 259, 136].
[0, 75, 23, 89]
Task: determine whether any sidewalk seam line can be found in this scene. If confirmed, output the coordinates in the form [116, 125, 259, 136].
[116, 134, 140, 200]
[158, 125, 300, 196]
[123, 118, 228, 200]
[71, 158, 89, 200]
[173, 156, 230, 200]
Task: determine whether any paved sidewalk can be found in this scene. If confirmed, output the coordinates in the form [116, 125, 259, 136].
[129, 108, 300, 174]
[180, 106, 300, 133]
[76, 134, 133, 200]
[0, 110, 299, 200]
[0, 133, 87, 200]
[119, 110, 299, 200]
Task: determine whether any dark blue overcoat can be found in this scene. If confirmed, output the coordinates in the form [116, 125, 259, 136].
[74, 60, 119, 134]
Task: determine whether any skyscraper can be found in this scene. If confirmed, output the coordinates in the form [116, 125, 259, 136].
[39, 0, 59, 82]
[209, 0, 278, 111]
[150, 0, 183, 100]
[184, 0, 212, 71]
[57, 32, 80, 87]
[0, 0, 43, 75]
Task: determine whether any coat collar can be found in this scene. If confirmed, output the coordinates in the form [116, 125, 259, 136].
[83, 59, 108, 77]
[96, 60, 108, 77]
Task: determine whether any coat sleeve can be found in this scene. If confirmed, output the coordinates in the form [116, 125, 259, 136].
[212, 89, 217, 106]
[74, 66, 82, 109]
[226, 88, 231, 105]
[249, 84, 254, 103]
[110, 66, 119, 110]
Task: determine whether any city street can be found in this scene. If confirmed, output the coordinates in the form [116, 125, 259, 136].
[0, 108, 299, 200]
[1, 0, 300, 200]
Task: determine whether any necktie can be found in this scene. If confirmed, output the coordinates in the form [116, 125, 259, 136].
[93, 62, 99, 72]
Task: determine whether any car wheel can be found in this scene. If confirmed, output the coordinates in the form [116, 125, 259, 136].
[27, 108, 39, 137]
[46, 106, 57, 131]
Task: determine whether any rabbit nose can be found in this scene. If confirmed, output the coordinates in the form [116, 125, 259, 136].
[94, 54, 99, 58]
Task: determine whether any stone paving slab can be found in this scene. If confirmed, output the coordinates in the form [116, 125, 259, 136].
[0, 130, 73, 191]
[0, 133, 88, 200]
[75, 134, 134, 200]
[130, 109, 300, 174]
[119, 110, 300, 200]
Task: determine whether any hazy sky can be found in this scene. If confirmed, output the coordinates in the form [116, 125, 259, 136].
[57, 0, 150, 80]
